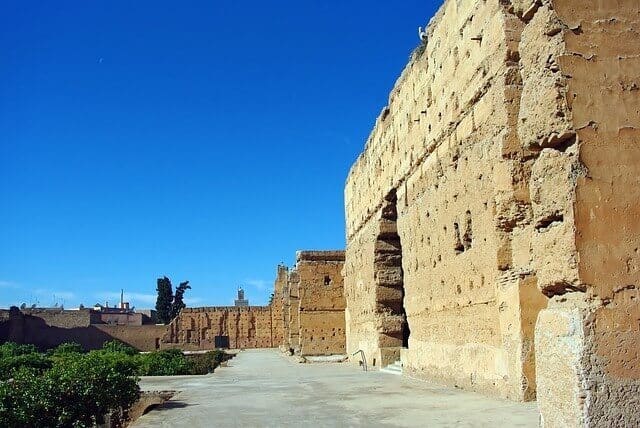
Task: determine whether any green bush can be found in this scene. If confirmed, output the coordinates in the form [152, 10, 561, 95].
[0, 342, 39, 358]
[0, 351, 140, 428]
[188, 350, 228, 375]
[0, 343, 51, 381]
[49, 342, 84, 356]
[135, 349, 193, 376]
[101, 340, 137, 356]
[0, 341, 230, 426]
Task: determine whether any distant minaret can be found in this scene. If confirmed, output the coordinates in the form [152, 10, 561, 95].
[234, 287, 249, 307]
[120, 289, 124, 309]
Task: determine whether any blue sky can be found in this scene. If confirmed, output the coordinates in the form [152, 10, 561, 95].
[0, 0, 441, 308]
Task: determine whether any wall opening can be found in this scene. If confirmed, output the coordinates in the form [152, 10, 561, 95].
[374, 189, 411, 349]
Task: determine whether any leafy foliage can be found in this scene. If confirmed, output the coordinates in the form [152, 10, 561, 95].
[0, 341, 229, 427]
[187, 349, 229, 375]
[170, 281, 191, 320]
[0, 342, 51, 381]
[135, 349, 192, 376]
[0, 342, 140, 428]
[101, 340, 137, 356]
[155, 276, 174, 324]
[155, 276, 192, 324]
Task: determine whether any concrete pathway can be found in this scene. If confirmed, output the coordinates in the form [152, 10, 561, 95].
[131, 349, 538, 427]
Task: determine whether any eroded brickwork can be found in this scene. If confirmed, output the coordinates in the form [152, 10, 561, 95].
[162, 306, 276, 350]
[344, 0, 639, 420]
[270, 265, 288, 348]
[280, 251, 346, 356]
[297, 251, 346, 356]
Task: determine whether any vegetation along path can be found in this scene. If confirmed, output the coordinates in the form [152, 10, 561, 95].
[131, 349, 537, 427]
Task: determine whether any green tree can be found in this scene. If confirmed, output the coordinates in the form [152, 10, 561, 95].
[170, 281, 191, 319]
[155, 276, 174, 324]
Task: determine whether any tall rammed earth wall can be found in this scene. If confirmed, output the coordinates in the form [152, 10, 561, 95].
[0, 308, 167, 351]
[344, 0, 639, 422]
[162, 306, 278, 350]
[297, 251, 346, 356]
[280, 251, 347, 356]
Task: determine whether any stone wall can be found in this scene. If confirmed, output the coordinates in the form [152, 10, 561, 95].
[527, 1, 640, 426]
[344, 0, 639, 419]
[0, 308, 167, 351]
[162, 306, 276, 350]
[297, 251, 346, 356]
[270, 265, 288, 348]
[280, 251, 346, 356]
[96, 324, 168, 351]
[286, 269, 301, 352]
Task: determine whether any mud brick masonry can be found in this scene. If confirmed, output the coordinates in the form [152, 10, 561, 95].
[1, 0, 638, 426]
[343, 0, 639, 425]
[279, 251, 346, 356]
[0, 250, 346, 357]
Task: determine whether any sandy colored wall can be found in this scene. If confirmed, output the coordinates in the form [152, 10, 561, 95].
[287, 270, 301, 351]
[163, 306, 276, 350]
[297, 251, 346, 356]
[344, 0, 546, 400]
[530, 0, 640, 426]
[344, 0, 639, 418]
[270, 265, 288, 348]
[96, 324, 168, 351]
[0, 308, 168, 351]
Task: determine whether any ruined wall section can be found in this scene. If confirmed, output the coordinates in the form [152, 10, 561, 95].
[163, 306, 274, 350]
[0, 308, 168, 351]
[525, 0, 640, 425]
[287, 269, 301, 352]
[270, 265, 288, 348]
[345, 0, 548, 400]
[297, 251, 346, 356]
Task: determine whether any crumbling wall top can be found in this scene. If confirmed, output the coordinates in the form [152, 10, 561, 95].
[296, 250, 345, 262]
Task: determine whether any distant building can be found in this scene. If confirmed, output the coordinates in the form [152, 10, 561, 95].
[90, 290, 154, 325]
[234, 287, 249, 307]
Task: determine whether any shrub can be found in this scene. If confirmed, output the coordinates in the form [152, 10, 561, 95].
[0, 342, 39, 358]
[135, 349, 193, 376]
[50, 342, 84, 356]
[101, 340, 137, 356]
[0, 343, 51, 381]
[0, 353, 140, 428]
[0, 341, 230, 426]
[188, 350, 228, 375]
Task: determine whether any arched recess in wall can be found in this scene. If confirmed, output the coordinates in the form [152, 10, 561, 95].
[374, 189, 410, 349]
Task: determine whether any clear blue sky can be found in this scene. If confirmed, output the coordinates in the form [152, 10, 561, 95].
[0, 0, 441, 309]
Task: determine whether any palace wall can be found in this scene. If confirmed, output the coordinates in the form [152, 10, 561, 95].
[344, 1, 639, 420]
[0, 308, 167, 351]
[297, 251, 346, 356]
[162, 306, 276, 350]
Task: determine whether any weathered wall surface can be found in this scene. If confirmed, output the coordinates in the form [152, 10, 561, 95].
[96, 324, 168, 351]
[528, 1, 640, 426]
[345, 0, 545, 400]
[344, 0, 639, 412]
[163, 306, 276, 350]
[286, 269, 301, 352]
[270, 265, 288, 348]
[0, 308, 168, 351]
[297, 251, 346, 356]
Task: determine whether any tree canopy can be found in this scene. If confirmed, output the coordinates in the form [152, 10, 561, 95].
[155, 277, 191, 324]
